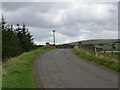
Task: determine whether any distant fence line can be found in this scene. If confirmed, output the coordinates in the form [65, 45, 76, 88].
[78, 44, 120, 57]
[100, 50, 120, 53]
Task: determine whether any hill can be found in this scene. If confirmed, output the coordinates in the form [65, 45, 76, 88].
[61, 39, 119, 45]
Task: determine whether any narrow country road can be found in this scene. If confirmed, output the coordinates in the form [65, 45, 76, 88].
[33, 49, 118, 88]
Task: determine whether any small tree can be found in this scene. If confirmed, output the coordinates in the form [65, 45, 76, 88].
[16, 23, 34, 52]
[2, 16, 23, 60]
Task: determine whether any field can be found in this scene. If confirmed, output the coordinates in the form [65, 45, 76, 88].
[96, 43, 120, 51]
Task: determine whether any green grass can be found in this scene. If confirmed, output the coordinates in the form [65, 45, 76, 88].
[2, 47, 52, 88]
[73, 46, 120, 72]
[96, 45, 113, 50]
[98, 52, 120, 61]
[96, 43, 120, 51]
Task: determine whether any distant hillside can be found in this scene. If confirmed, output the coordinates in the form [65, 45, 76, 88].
[61, 39, 119, 45]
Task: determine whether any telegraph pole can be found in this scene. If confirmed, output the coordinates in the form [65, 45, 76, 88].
[53, 30, 55, 45]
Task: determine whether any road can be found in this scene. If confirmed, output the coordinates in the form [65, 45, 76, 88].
[33, 49, 118, 88]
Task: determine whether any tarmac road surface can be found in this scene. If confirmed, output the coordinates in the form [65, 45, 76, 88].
[33, 49, 118, 88]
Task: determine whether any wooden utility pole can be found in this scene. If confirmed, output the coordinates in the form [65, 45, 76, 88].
[53, 30, 55, 45]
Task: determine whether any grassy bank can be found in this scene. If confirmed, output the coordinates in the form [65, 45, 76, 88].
[97, 52, 119, 61]
[2, 47, 52, 88]
[73, 46, 120, 71]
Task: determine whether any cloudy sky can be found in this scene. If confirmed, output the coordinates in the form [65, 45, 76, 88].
[1, 2, 118, 45]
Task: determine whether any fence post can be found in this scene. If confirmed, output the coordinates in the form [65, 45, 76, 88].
[94, 47, 98, 56]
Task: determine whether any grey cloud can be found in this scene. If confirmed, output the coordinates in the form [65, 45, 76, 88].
[2, 2, 31, 11]
[63, 3, 117, 31]
[3, 3, 64, 28]
[2, 2, 118, 45]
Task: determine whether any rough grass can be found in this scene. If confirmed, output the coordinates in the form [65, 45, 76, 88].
[2, 47, 52, 88]
[0, 62, 2, 89]
[98, 52, 119, 61]
[72, 46, 120, 72]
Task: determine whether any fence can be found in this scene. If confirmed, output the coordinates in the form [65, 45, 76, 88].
[78, 43, 119, 60]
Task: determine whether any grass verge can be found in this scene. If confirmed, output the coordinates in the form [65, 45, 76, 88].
[72, 46, 120, 72]
[2, 47, 52, 88]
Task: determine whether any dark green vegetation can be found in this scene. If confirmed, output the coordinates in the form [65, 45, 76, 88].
[2, 48, 52, 88]
[1, 16, 40, 61]
[73, 46, 120, 71]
